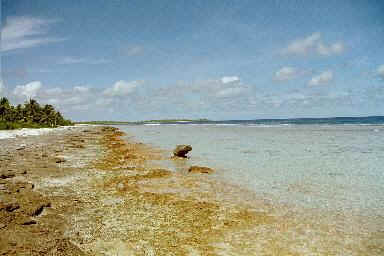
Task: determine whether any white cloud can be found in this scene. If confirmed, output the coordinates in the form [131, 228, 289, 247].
[317, 42, 344, 56]
[216, 87, 245, 98]
[377, 65, 384, 79]
[13, 81, 42, 99]
[103, 80, 141, 97]
[274, 67, 298, 81]
[282, 33, 344, 56]
[308, 71, 333, 86]
[283, 32, 321, 55]
[124, 46, 143, 56]
[2, 16, 65, 51]
[221, 76, 240, 84]
[45, 87, 63, 95]
[58, 57, 110, 65]
[73, 86, 90, 93]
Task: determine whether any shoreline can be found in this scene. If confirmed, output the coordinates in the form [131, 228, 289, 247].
[1, 126, 383, 255]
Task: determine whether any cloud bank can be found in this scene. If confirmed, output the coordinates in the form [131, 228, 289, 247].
[4, 69, 382, 121]
[221, 76, 240, 84]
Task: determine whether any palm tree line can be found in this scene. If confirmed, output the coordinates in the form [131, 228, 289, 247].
[0, 97, 72, 129]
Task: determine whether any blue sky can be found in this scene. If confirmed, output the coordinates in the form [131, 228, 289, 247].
[1, 0, 384, 121]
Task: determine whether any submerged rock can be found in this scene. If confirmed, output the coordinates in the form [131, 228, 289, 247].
[54, 157, 66, 163]
[0, 173, 15, 179]
[173, 145, 192, 158]
[29, 202, 51, 216]
[188, 166, 214, 174]
[15, 182, 35, 193]
[16, 145, 26, 151]
[102, 127, 118, 132]
[20, 219, 37, 225]
[3, 202, 20, 212]
[125, 153, 138, 160]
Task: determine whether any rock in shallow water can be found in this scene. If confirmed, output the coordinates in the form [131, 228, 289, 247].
[20, 219, 37, 225]
[2, 202, 20, 212]
[173, 145, 192, 158]
[188, 166, 214, 174]
[54, 157, 66, 163]
[29, 202, 51, 216]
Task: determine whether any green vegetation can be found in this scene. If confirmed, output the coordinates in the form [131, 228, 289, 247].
[0, 97, 73, 130]
[76, 118, 210, 125]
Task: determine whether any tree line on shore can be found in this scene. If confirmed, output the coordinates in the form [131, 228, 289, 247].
[0, 97, 72, 130]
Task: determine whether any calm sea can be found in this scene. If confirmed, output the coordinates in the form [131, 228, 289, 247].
[117, 117, 384, 217]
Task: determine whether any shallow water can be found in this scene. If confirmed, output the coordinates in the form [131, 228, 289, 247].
[118, 124, 384, 217]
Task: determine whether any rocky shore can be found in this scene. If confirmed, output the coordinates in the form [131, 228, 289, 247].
[0, 126, 382, 255]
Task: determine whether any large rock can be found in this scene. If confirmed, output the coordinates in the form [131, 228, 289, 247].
[188, 165, 214, 174]
[173, 145, 192, 158]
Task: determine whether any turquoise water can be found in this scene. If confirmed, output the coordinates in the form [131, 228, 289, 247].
[119, 124, 384, 216]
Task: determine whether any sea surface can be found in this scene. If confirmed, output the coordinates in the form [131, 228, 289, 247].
[117, 117, 384, 217]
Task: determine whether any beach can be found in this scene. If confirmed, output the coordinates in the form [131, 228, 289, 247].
[0, 125, 383, 255]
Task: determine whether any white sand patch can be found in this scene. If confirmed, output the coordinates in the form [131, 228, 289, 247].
[90, 239, 136, 256]
[102, 197, 125, 206]
[41, 175, 84, 187]
[0, 126, 80, 140]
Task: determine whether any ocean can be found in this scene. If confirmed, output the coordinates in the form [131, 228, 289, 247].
[117, 117, 384, 218]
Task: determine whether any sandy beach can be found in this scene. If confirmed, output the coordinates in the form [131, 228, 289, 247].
[0, 126, 383, 255]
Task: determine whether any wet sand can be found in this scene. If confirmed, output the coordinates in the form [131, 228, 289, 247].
[0, 126, 383, 255]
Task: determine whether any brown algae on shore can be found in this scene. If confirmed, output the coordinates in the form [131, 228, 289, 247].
[94, 126, 163, 170]
[88, 127, 281, 255]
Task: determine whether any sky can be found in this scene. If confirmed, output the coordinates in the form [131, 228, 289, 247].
[1, 0, 384, 121]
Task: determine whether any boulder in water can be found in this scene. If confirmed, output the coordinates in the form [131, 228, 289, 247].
[173, 145, 192, 158]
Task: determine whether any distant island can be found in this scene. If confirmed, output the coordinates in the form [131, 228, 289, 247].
[0, 97, 72, 130]
[76, 119, 211, 125]
[76, 116, 384, 126]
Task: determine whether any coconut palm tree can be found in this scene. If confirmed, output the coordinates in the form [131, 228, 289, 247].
[5, 106, 17, 122]
[15, 104, 24, 122]
[0, 97, 11, 121]
[24, 99, 43, 123]
[42, 104, 56, 126]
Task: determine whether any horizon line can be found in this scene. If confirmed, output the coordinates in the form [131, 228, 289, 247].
[76, 115, 384, 123]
